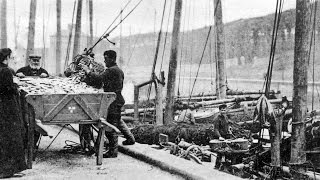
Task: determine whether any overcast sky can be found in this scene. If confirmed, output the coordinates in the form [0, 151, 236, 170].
[4, 0, 296, 48]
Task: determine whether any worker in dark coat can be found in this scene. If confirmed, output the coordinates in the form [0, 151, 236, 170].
[15, 54, 49, 149]
[82, 50, 135, 158]
[0, 48, 27, 178]
[213, 104, 233, 170]
[16, 55, 49, 78]
[213, 104, 232, 140]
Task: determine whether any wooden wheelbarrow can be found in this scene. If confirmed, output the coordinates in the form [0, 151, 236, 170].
[23, 92, 118, 168]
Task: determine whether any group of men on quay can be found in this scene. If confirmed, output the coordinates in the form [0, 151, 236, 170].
[0, 47, 233, 178]
[0, 48, 135, 178]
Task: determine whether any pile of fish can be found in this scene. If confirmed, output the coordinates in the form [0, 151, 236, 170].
[15, 77, 102, 94]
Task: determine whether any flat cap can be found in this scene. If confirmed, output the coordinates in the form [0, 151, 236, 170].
[219, 104, 227, 110]
[103, 50, 117, 59]
[29, 54, 41, 59]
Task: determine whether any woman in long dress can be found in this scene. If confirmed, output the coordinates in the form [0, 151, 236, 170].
[0, 48, 27, 178]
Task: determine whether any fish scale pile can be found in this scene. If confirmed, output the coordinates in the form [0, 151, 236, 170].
[15, 77, 102, 94]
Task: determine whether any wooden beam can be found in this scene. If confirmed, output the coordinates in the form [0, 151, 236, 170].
[134, 85, 139, 121]
[56, 0, 62, 75]
[155, 76, 164, 125]
[26, 0, 37, 65]
[164, 0, 182, 125]
[1, 0, 7, 48]
[88, 0, 93, 46]
[72, 0, 83, 58]
[214, 0, 226, 99]
[290, 0, 311, 178]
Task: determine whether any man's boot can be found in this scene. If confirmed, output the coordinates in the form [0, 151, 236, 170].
[104, 133, 118, 158]
[119, 119, 135, 145]
[103, 148, 118, 158]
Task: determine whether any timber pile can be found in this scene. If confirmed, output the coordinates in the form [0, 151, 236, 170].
[14, 77, 101, 94]
[131, 123, 215, 145]
[131, 113, 252, 145]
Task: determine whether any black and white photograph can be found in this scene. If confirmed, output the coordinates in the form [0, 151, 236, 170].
[0, 0, 319, 179]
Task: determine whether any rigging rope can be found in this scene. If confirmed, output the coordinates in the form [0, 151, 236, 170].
[126, 32, 142, 68]
[143, 0, 167, 122]
[100, 0, 133, 38]
[264, 0, 284, 96]
[209, 0, 215, 95]
[64, 0, 77, 70]
[182, 0, 193, 97]
[150, 0, 167, 77]
[104, 0, 144, 38]
[310, 0, 317, 110]
[187, 0, 220, 102]
[188, 26, 213, 100]
[87, 0, 143, 53]
[307, 0, 315, 65]
[177, 0, 188, 98]
[159, 0, 173, 72]
[188, 3, 196, 95]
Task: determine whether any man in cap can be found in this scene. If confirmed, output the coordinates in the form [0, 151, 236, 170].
[213, 104, 233, 141]
[16, 54, 49, 149]
[82, 50, 135, 158]
[16, 55, 49, 78]
[213, 104, 233, 169]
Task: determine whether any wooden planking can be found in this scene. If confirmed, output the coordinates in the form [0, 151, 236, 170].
[96, 127, 105, 165]
[42, 119, 99, 125]
[81, 93, 101, 103]
[44, 94, 74, 122]
[99, 93, 115, 118]
[42, 94, 66, 104]
[22, 92, 117, 167]
[74, 95, 99, 120]
[25, 95, 44, 119]
[44, 103, 100, 115]
[53, 114, 90, 121]
[26, 104, 35, 169]
[41, 93, 100, 104]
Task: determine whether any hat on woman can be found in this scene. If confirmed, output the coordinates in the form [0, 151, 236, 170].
[0, 48, 12, 62]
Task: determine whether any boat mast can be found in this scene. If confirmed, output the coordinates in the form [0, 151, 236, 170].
[14, 0, 17, 50]
[164, 0, 182, 124]
[56, 0, 62, 74]
[88, 0, 93, 46]
[290, 0, 311, 178]
[119, 7, 123, 68]
[26, 0, 37, 65]
[72, 0, 83, 58]
[1, 0, 7, 48]
[214, 0, 226, 99]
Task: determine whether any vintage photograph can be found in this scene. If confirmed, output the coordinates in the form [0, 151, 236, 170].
[0, 0, 318, 179]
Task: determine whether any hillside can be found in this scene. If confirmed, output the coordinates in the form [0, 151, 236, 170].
[112, 7, 320, 82]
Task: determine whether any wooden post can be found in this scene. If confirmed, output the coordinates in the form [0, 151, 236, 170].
[1, 0, 7, 48]
[22, 99, 35, 169]
[72, 0, 83, 58]
[56, 0, 61, 75]
[155, 72, 165, 125]
[88, 0, 93, 46]
[119, 8, 123, 68]
[13, 0, 17, 50]
[270, 113, 283, 178]
[214, 0, 226, 99]
[290, 0, 311, 179]
[26, 0, 37, 65]
[164, 0, 182, 125]
[134, 85, 139, 121]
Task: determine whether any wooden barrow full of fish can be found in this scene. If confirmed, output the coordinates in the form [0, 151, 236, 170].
[17, 77, 117, 167]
